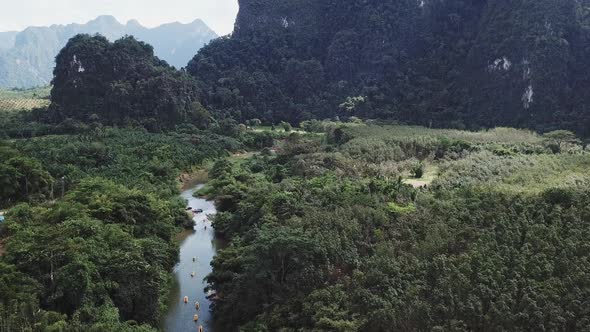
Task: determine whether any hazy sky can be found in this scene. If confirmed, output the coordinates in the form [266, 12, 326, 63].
[0, 0, 239, 35]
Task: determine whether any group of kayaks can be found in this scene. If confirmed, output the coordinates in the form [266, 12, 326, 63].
[181, 203, 208, 331]
[183, 296, 204, 331]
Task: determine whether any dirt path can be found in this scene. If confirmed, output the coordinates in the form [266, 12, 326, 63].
[402, 165, 439, 188]
[404, 180, 430, 188]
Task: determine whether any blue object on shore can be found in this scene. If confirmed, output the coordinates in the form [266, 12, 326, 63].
[0, 216, 5, 222]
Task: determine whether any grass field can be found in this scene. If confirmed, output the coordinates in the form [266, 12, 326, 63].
[0, 86, 50, 111]
[336, 124, 589, 194]
[403, 164, 439, 188]
[344, 125, 543, 144]
[434, 150, 590, 194]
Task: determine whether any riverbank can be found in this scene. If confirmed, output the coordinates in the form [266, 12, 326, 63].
[179, 169, 210, 191]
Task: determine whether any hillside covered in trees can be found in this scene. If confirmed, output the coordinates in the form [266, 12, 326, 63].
[45, 34, 209, 131]
[188, 0, 590, 136]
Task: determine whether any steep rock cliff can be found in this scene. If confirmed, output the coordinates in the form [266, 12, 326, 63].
[189, 0, 590, 135]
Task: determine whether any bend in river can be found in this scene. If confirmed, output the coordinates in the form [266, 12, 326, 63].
[162, 185, 221, 332]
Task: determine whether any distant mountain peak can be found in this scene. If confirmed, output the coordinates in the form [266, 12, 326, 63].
[89, 15, 121, 26]
[94, 15, 118, 22]
[189, 18, 206, 25]
[126, 19, 142, 27]
[0, 16, 218, 88]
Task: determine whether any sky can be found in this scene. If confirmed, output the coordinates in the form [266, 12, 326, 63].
[0, 0, 239, 35]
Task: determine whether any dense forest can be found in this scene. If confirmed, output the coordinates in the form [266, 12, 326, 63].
[0, 78, 279, 329]
[0, 124, 248, 330]
[201, 123, 590, 330]
[188, 0, 590, 136]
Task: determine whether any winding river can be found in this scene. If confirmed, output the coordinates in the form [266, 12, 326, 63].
[162, 185, 221, 332]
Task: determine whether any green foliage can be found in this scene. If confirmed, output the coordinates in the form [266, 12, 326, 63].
[339, 96, 366, 114]
[0, 123, 244, 329]
[201, 123, 590, 331]
[46, 34, 203, 130]
[8, 128, 239, 197]
[543, 130, 581, 153]
[279, 121, 292, 132]
[3, 183, 179, 324]
[246, 118, 262, 127]
[435, 151, 590, 194]
[0, 154, 53, 208]
[387, 202, 416, 215]
[300, 119, 342, 133]
[410, 161, 424, 179]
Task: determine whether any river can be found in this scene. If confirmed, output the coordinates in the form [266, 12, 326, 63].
[162, 185, 221, 332]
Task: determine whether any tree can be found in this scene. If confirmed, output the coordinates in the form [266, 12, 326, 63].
[0, 163, 21, 206]
[249, 118, 262, 128]
[339, 96, 366, 114]
[214, 118, 240, 138]
[411, 161, 424, 179]
[543, 130, 580, 152]
[279, 121, 292, 132]
[190, 102, 213, 129]
[210, 159, 233, 179]
[326, 29, 362, 80]
[0, 156, 53, 206]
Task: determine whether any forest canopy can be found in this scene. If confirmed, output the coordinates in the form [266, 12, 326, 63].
[200, 123, 590, 330]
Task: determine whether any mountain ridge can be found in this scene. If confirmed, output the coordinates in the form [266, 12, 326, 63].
[0, 15, 218, 88]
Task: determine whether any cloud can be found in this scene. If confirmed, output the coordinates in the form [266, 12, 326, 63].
[0, 0, 239, 35]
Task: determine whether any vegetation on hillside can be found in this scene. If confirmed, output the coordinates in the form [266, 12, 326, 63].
[188, 0, 590, 136]
[45, 34, 206, 130]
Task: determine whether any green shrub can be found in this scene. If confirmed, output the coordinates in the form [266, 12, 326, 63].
[387, 202, 417, 214]
[411, 162, 425, 179]
[280, 121, 292, 132]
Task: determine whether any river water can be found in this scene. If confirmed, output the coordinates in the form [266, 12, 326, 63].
[162, 185, 221, 332]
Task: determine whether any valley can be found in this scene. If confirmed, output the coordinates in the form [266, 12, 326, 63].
[1, 0, 590, 331]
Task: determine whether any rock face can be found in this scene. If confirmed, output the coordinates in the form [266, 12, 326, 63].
[460, 0, 589, 133]
[188, 0, 590, 135]
[0, 16, 217, 88]
[46, 35, 203, 130]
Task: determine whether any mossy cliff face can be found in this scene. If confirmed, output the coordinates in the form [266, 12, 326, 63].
[462, 0, 586, 132]
[190, 0, 590, 136]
